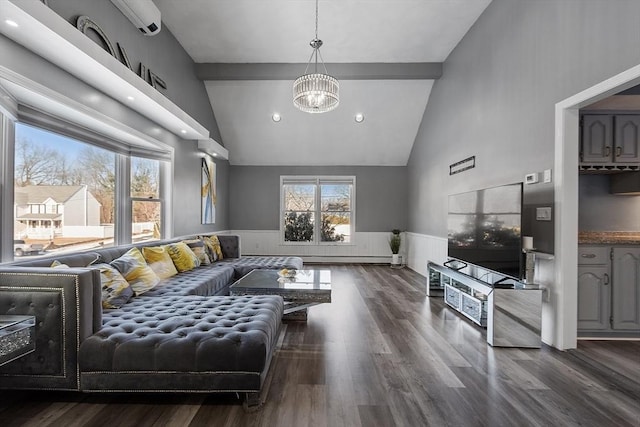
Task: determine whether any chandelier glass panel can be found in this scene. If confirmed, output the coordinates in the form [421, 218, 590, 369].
[293, 0, 339, 113]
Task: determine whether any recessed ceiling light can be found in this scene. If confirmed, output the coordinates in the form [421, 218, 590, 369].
[180, 129, 187, 134]
[212, 153, 218, 157]
[272, 113, 281, 122]
[5, 19, 19, 27]
[127, 96, 135, 101]
[355, 113, 365, 123]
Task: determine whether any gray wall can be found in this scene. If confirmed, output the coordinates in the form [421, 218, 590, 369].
[47, 0, 221, 139]
[229, 166, 407, 232]
[407, 0, 640, 254]
[579, 175, 640, 231]
[2, 1, 228, 233]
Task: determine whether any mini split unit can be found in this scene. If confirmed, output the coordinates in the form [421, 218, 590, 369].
[110, 0, 161, 36]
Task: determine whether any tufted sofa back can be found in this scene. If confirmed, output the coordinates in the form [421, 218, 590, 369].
[5, 234, 240, 268]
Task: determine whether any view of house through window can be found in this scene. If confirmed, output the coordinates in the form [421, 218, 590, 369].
[131, 157, 162, 242]
[14, 123, 116, 258]
[282, 177, 354, 243]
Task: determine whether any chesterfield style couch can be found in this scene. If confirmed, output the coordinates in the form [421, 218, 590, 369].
[0, 234, 302, 407]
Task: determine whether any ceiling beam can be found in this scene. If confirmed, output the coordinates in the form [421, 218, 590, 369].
[195, 62, 442, 81]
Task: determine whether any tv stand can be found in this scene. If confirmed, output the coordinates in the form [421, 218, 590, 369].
[427, 261, 542, 348]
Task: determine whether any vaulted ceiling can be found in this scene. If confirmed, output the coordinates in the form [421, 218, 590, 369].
[155, 0, 492, 165]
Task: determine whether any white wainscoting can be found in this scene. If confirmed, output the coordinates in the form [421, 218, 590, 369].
[231, 230, 448, 269]
[404, 232, 447, 277]
[231, 230, 393, 263]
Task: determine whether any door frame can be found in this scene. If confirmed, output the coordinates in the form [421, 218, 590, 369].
[554, 64, 640, 350]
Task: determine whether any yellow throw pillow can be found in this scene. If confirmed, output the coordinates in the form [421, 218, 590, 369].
[110, 247, 160, 295]
[201, 235, 223, 261]
[142, 245, 179, 279]
[92, 263, 134, 309]
[166, 242, 200, 272]
[183, 239, 211, 266]
[50, 260, 70, 268]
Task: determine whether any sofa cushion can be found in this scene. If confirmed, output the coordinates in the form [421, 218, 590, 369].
[79, 295, 283, 374]
[141, 246, 179, 279]
[110, 247, 160, 296]
[183, 239, 211, 265]
[166, 242, 200, 272]
[143, 264, 236, 297]
[91, 263, 134, 309]
[201, 235, 224, 261]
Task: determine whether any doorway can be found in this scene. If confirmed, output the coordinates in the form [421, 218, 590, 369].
[555, 64, 640, 350]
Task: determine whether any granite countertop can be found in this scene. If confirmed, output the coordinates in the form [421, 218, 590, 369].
[579, 231, 640, 245]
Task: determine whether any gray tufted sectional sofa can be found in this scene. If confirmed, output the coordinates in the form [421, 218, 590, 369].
[0, 234, 302, 407]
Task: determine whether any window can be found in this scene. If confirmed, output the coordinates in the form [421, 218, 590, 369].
[14, 123, 116, 254]
[9, 122, 168, 259]
[281, 176, 354, 244]
[131, 156, 162, 242]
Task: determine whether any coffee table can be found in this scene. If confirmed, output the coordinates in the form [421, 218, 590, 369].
[230, 269, 331, 320]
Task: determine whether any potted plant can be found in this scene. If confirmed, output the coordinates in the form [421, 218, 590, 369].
[389, 229, 402, 266]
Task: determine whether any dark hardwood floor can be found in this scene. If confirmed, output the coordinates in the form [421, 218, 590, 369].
[1, 264, 639, 426]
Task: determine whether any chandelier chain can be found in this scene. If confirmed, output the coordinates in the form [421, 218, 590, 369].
[315, 0, 319, 40]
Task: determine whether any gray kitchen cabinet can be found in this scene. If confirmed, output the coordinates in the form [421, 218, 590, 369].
[577, 246, 611, 331]
[580, 114, 640, 165]
[578, 245, 640, 335]
[612, 247, 640, 330]
[577, 265, 610, 330]
[581, 115, 613, 164]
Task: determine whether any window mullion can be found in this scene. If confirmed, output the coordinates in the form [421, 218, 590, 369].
[115, 153, 131, 245]
[315, 180, 321, 244]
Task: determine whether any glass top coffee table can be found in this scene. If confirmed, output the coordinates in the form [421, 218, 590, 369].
[230, 269, 331, 321]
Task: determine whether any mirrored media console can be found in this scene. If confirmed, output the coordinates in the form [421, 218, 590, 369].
[427, 261, 542, 348]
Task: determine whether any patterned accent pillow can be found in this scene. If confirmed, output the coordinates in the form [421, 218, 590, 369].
[166, 242, 201, 272]
[91, 263, 134, 309]
[110, 247, 160, 295]
[183, 239, 211, 265]
[142, 245, 179, 279]
[201, 235, 223, 261]
[50, 260, 70, 268]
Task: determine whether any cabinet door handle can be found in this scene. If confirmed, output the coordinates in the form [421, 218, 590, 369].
[581, 253, 596, 258]
[616, 146, 622, 157]
[605, 146, 611, 157]
[603, 273, 610, 286]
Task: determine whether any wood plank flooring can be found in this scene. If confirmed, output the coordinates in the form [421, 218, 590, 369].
[1, 264, 639, 426]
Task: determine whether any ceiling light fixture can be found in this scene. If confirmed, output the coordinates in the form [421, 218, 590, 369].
[180, 129, 187, 134]
[272, 113, 281, 122]
[292, 0, 339, 114]
[5, 19, 19, 27]
[355, 113, 364, 123]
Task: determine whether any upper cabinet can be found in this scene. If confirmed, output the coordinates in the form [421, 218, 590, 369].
[580, 114, 640, 170]
[614, 115, 640, 163]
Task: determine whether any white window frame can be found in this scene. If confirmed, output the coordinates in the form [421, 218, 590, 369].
[0, 111, 173, 261]
[280, 175, 356, 245]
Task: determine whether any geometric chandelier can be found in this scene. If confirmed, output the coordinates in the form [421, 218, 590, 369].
[293, 0, 339, 113]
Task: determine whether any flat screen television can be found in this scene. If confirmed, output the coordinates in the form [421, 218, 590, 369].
[447, 182, 523, 280]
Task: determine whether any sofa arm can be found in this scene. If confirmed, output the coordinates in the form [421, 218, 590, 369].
[0, 267, 100, 390]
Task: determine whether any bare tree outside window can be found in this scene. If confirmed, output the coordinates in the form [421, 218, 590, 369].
[282, 178, 354, 243]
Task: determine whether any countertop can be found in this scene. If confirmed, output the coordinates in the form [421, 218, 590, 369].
[578, 231, 640, 245]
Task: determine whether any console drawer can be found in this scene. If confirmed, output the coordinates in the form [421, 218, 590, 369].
[460, 293, 484, 326]
[444, 284, 461, 310]
[578, 247, 609, 265]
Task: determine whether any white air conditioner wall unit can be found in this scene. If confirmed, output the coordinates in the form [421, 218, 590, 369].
[110, 0, 161, 36]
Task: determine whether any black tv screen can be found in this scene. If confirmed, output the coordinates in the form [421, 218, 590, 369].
[447, 182, 523, 279]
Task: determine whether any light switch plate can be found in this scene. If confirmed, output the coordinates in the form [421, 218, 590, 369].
[536, 207, 552, 221]
[543, 169, 552, 183]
